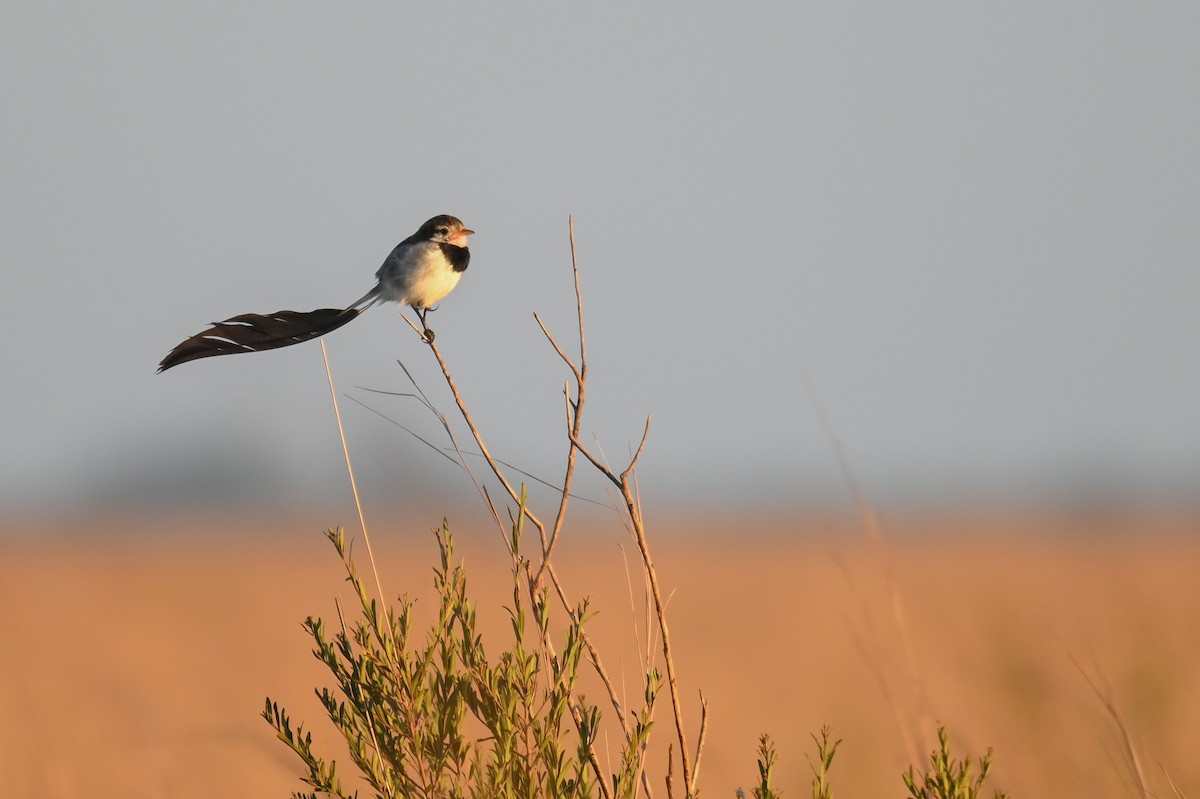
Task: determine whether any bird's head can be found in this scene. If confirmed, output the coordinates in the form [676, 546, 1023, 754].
[421, 214, 474, 248]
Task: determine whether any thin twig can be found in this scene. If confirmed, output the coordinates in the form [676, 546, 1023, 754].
[689, 693, 709, 797]
[345, 393, 462, 468]
[619, 544, 648, 666]
[621, 415, 653, 483]
[398, 308, 427, 339]
[569, 216, 588, 368]
[423, 328, 541, 533]
[351, 391, 605, 504]
[534, 313, 581, 386]
[390, 346, 512, 553]
[568, 429, 622, 489]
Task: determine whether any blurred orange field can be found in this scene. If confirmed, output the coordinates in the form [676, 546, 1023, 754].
[2, 509, 1197, 798]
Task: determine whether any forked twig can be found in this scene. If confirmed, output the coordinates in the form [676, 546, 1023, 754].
[532, 216, 589, 584]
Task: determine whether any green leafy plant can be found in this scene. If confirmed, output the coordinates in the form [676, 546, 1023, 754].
[807, 726, 840, 799]
[265, 510, 662, 799]
[902, 727, 1007, 799]
[753, 734, 780, 799]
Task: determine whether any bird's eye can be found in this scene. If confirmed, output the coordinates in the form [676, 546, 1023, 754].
[436, 227, 449, 236]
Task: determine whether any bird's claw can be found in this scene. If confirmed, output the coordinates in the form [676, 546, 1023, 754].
[414, 305, 437, 342]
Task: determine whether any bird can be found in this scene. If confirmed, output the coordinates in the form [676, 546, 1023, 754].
[158, 214, 474, 372]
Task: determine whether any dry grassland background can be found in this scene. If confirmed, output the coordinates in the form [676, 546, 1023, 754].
[2, 509, 1197, 798]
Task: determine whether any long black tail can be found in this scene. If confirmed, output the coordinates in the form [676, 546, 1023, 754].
[158, 306, 365, 372]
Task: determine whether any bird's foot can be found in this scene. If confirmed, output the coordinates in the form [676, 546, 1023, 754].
[415, 306, 435, 342]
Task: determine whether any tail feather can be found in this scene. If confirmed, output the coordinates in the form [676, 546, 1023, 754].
[158, 307, 363, 372]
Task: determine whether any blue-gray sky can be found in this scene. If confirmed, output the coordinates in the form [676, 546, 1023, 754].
[2, 2, 1198, 515]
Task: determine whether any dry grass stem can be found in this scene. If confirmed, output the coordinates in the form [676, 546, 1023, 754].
[808, 379, 927, 763]
[320, 338, 387, 612]
[1070, 652, 1149, 799]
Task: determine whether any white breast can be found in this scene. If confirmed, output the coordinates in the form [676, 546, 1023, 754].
[376, 241, 464, 309]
